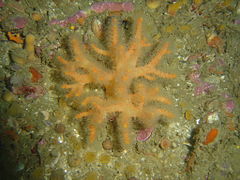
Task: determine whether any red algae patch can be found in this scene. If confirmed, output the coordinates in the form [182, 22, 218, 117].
[29, 67, 43, 83]
[203, 128, 219, 145]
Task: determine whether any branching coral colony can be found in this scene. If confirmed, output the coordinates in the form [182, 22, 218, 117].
[58, 16, 176, 147]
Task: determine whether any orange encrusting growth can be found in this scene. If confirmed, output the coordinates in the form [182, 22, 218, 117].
[7, 32, 24, 44]
[59, 17, 176, 146]
[203, 128, 219, 145]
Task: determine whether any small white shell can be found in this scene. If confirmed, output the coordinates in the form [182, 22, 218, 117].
[207, 112, 219, 124]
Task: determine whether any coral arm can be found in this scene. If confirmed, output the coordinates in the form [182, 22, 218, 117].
[76, 109, 105, 143]
[71, 38, 90, 64]
[104, 102, 137, 115]
[133, 42, 176, 79]
[106, 17, 121, 51]
[61, 84, 85, 97]
[127, 18, 151, 67]
[76, 110, 104, 143]
[128, 18, 151, 49]
[70, 38, 113, 83]
[137, 107, 174, 129]
[60, 69, 91, 97]
[130, 18, 150, 47]
[134, 84, 172, 105]
[58, 57, 83, 73]
[134, 18, 143, 42]
[140, 74, 156, 81]
[82, 96, 104, 106]
[88, 67, 113, 83]
[118, 113, 132, 144]
[90, 43, 110, 56]
[75, 111, 91, 119]
[156, 109, 175, 118]
[88, 112, 106, 143]
[136, 63, 176, 79]
[154, 96, 172, 104]
[58, 56, 69, 65]
[63, 72, 89, 81]
[150, 42, 171, 67]
[131, 94, 145, 109]
[152, 70, 177, 79]
[88, 124, 96, 143]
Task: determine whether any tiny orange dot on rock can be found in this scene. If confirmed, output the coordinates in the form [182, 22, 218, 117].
[55, 123, 65, 134]
[159, 138, 171, 150]
[102, 139, 113, 150]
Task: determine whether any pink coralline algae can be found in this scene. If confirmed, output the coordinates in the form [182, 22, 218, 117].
[0, 0, 4, 8]
[194, 82, 214, 96]
[188, 64, 215, 96]
[224, 100, 235, 113]
[13, 17, 28, 29]
[189, 72, 201, 83]
[234, 19, 240, 25]
[13, 85, 45, 99]
[50, 10, 87, 27]
[90, 2, 134, 13]
[50, 2, 134, 27]
[136, 128, 154, 142]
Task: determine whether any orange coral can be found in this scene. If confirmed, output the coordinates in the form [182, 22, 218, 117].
[59, 17, 176, 146]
